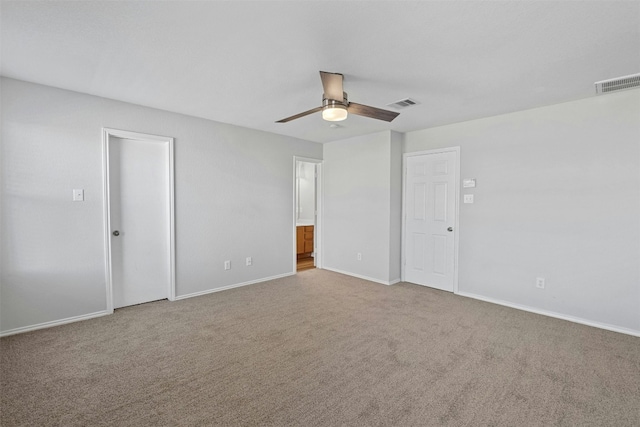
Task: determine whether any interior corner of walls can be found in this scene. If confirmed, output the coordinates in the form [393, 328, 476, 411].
[390, 130, 403, 144]
[322, 266, 396, 286]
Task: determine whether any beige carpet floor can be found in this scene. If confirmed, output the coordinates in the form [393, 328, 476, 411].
[1, 269, 639, 426]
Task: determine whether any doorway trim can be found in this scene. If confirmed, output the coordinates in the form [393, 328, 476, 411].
[293, 156, 323, 273]
[102, 128, 176, 313]
[401, 147, 460, 293]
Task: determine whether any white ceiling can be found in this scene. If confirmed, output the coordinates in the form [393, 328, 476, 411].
[2, 1, 639, 143]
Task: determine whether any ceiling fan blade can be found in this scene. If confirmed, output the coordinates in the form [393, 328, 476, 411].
[347, 102, 400, 122]
[276, 106, 323, 123]
[320, 71, 344, 101]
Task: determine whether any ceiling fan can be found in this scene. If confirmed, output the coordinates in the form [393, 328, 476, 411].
[276, 71, 400, 123]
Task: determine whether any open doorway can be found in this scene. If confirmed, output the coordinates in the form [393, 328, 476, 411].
[294, 157, 322, 272]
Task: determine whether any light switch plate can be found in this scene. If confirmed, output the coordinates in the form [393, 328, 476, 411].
[73, 189, 84, 202]
[463, 194, 474, 204]
[463, 179, 476, 188]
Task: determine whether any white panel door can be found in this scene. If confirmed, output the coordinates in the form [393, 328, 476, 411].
[109, 137, 170, 308]
[404, 151, 457, 291]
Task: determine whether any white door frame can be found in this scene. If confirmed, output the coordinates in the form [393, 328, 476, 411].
[102, 128, 176, 313]
[401, 147, 460, 293]
[293, 156, 323, 272]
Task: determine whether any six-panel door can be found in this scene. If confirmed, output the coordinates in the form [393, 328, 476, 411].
[404, 151, 456, 292]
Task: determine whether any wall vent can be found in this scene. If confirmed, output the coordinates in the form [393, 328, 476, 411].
[595, 73, 640, 95]
[387, 98, 420, 109]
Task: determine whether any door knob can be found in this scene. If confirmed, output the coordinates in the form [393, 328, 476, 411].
[447, 227, 453, 232]
[112, 230, 120, 236]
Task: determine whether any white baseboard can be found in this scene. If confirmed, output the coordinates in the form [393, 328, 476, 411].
[1, 273, 297, 336]
[8, 277, 631, 339]
[174, 272, 296, 301]
[322, 266, 399, 286]
[456, 291, 640, 338]
[0, 310, 111, 337]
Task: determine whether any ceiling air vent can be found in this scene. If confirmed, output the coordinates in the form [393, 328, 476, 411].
[387, 98, 420, 109]
[595, 73, 640, 95]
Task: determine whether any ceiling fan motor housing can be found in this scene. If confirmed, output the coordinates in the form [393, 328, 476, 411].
[322, 92, 348, 106]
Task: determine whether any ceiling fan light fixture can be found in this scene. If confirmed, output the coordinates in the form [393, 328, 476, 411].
[322, 99, 348, 121]
[276, 72, 399, 123]
[322, 105, 348, 121]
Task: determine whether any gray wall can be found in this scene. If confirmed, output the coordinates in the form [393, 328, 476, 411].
[1, 77, 322, 334]
[322, 131, 402, 284]
[389, 131, 403, 282]
[404, 89, 640, 334]
[2, 76, 638, 336]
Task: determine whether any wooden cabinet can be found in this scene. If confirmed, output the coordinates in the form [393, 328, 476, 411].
[296, 227, 304, 254]
[296, 225, 314, 257]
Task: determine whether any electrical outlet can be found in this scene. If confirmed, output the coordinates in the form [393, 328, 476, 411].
[224, 260, 231, 270]
[536, 277, 545, 289]
[73, 189, 84, 202]
[246, 257, 252, 266]
[357, 253, 362, 261]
